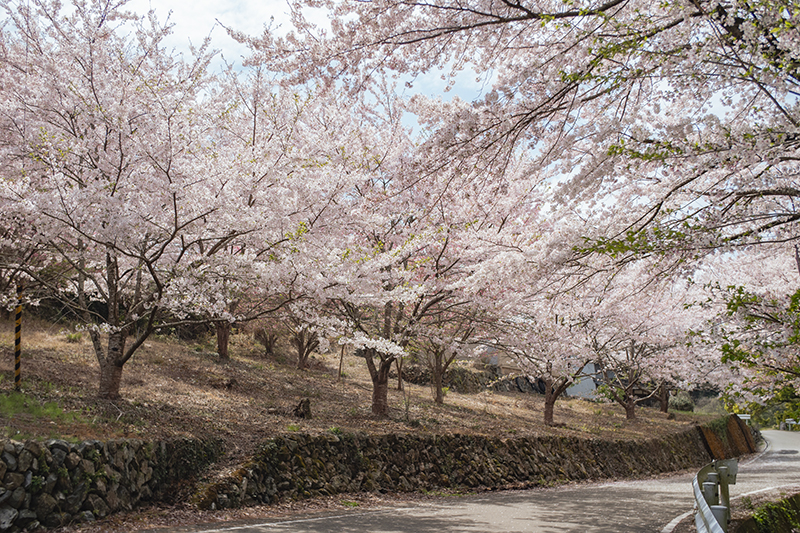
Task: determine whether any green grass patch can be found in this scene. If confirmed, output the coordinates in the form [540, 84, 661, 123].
[0, 391, 83, 424]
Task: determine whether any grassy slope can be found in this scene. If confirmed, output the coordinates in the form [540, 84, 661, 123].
[0, 317, 720, 468]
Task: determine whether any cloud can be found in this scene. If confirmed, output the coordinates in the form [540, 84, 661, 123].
[125, 0, 293, 66]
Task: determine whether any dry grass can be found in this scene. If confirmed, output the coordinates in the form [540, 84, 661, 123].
[0, 317, 715, 465]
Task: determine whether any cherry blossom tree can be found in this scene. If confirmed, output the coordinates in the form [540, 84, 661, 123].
[410, 307, 484, 404]
[241, 0, 798, 255]
[319, 224, 477, 417]
[490, 310, 595, 426]
[299, 146, 545, 416]
[162, 66, 337, 361]
[0, 0, 257, 398]
[582, 260, 717, 419]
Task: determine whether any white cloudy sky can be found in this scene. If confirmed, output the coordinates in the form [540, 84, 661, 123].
[125, 0, 300, 65]
[124, 0, 490, 101]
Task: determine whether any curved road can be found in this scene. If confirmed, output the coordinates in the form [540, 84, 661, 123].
[167, 430, 800, 533]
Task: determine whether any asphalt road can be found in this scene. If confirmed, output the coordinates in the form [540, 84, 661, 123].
[166, 430, 800, 533]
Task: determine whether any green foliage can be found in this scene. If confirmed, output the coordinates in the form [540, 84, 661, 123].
[594, 384, 618, 403]
[340, 500, 359, 507]
[287, 424, 300, 432]
[38, 452, 50, 475]
[742, 495, 754, 510]
[29, 475, 44, 494]
[752, 494, 800, 533]
[704, 416, 731, 446]
[717, 285, 800, 416]
[576, 224, 696, 259]
[727, 386, 800, 428]
[328, 426, 343, 436]
[720, 286, 800, 369]
[607, 137, 685, 161]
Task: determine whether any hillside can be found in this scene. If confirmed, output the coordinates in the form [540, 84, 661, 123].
[0, 317, 720, 458]
[0, 317, 723, 531]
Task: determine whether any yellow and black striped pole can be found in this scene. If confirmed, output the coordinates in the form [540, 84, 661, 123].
[14, 284, 22, 390]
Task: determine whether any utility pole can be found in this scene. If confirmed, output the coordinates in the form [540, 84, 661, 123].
[14, 284, 22, 390]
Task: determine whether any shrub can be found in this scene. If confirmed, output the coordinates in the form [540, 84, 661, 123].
[669, 391, 695, 412]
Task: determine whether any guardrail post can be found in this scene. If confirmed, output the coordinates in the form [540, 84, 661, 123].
[717, 465, 730, 520]
[694, 458, 737, 533]
[711, 506, 728, 531]
[703, 480, 719, 505]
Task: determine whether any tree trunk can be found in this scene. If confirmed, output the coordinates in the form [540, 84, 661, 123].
[97, 331, 127, 399]
[98, 363, 124, 400]
[544, 394, 556, 425]
[371, 369, 390, 417]
[294, 329, 307, 370]
[432, 369, 444, 404]
[543, 377, 571, 426]
[254, 328, 277, 356]
[293, 328, 319, 370]
[543, 378, 557, 425]
[265, 334, 277, 356]
[395, 357, 404, 391]
[659, 382, 670, 413]
[624, 398, 637, 419]
[216, 321, 231, 361]
[364, 348, 393, 417]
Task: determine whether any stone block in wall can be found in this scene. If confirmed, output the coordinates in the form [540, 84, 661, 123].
[22, 441, 41, 459]
[45, 440, 67, 452]
[4, 473, 24, 491]
[0, 506, 18, 530]
[14, 508, 38, 529]
[83, 493, 110, 518]
[7, 486, 25, 509]
[55, 469, 72, 493]
[49, 448, 66, 469]
[65, 482, 88, 514]
[64, 452, 81, 471]
[105, 482, 120, 511]
[42, 511, 69, 528]
[33, 493, 56, 521]
[1, 453, 16, 473]
[42, 473, 57, 494]
[17, 450, 33, 473]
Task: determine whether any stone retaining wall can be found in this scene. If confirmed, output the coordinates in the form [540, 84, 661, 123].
[0, 437, 222, 531]
[0, 415, 756, 530]
[195, 415, 755, 511]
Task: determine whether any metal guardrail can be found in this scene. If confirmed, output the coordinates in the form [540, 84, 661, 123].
[693, 458, 738, 533]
